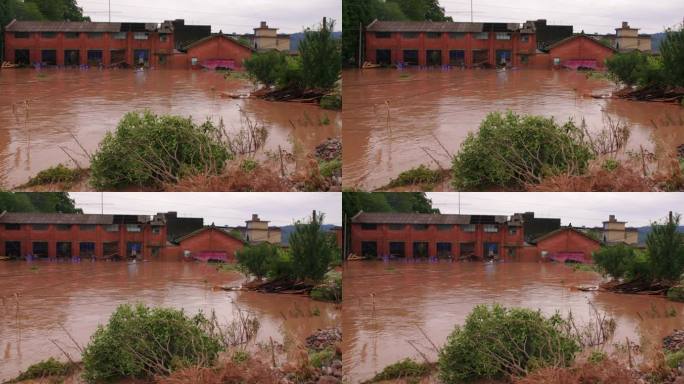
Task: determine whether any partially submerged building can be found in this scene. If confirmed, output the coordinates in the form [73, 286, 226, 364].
[170, 225, 246, 262]
[528, 227, 601, 263]
[600, 215, 639, 245]
[600, 22, 652, 53]
[232, 214, 282, 245]
[544, 34, 617, 70]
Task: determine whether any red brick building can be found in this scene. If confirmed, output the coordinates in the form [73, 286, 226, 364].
[350, 212, 525, 260]
[365, 20, 537, 67]
[3, 20, 175, 67]
[0, 212, 167, 259]
[182, 34, 255, 70]
[532, 227, 601, 263]
[169, 226, 246, 262]
[546, 34, 616, 70]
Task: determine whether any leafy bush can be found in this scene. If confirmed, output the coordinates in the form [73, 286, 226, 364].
[661, 27, 684, 87]
[593, 244, 637, 280]
[646, 213, 684, 283]
[299, 18, 341, 90]
[82, 303, 223, 382]
[289, 211, 336, 282]
[235, 243, 280, 280]
[667, 286, 684, 302]
[310, 272, 342, 303]
[12, 358, 76, 381]
[90, 111, 232, 190]
[26, 164, 85, 187]
[276, 56, 306, 90]
[438, 304, 580, 383]
[244, 50, 288, 87]
[320, 93, 342, 110]
[309, 347, 335, 369]
[451, 111, 594, 190]
[267, 251, 296, 281]
[666, 349, 684, 369]
[368, 359, 431, 383]
[319, 158, 342, 178]
[388, 165, 443, 188]
[606, 51, 650, 87]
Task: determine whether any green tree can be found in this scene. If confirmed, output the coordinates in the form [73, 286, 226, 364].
[243, 50, 288, 87]
[299, 18, 341, 90]
[289, 211, 336, 282]
[646, 213, 684, 282]
[593, 243, 637, 280]
[235, 242, 280, 280]
[0, 192, 81, 213]
[660, 26, 684, 87]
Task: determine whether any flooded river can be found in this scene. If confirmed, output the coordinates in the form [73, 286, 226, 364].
[0, 260, 339, 381]
[342, 69, 684, 190]
[342, 261, 684, 383]
[0, 69, 340, 188]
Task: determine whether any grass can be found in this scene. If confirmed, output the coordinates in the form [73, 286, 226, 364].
[9, 358, 78, 382]
[231, 350, 250, 364]
[320, 115, 331, 125]
[365, 359, 432, 383]
[222, 70, 250, 81]
[320, 93, 341, 110]
[25, 164, 86, 187]
[666, 349, 684, 369]
[319, 158, 341, 178]
[387, 165, 445, 189]
[240, 159, 258, 173]
[571, 263, 598, 273]
[309, 347, 336, 369]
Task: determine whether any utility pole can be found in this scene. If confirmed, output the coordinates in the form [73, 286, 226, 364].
[458, 192, 461, 214]
[108, 0, 111, 22]
[101, 192, 104, 214]
[470, 0, 474, 23]
[358, 22, 363, 68]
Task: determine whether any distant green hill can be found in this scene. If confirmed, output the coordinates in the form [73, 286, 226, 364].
[652, 32, 667, 52]
[637, 225, 684, 244]
[280, 224, 337, 245]
[290, 31, 342, 52]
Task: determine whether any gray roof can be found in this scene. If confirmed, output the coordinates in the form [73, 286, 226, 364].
[5, 20, 171, 33]
[366, 20, 531, 33]
[351, 212, 511, 225]
[0, 212, 154, 225]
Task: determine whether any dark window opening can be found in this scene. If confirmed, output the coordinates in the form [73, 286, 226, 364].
[449, 32, 465, 39]
[111, 49, 126, 65]
[41, 32, 57, 38]
[375, 32, 391, 38]
[402, 32, 419, 39]
[41, 50, 57, 65]
[32, 224, 48, 231]
[426, 50, 442, 66]
[449, 50, 465, 66]
[376, 49, 391, 65]
[87, 50, 103, 66]
[5, 223, 21, 230]
[127, 242, 143, 258]
[14, 32, 30, 39]
[64, 50, 80, 66]
[496, 50, 512, 66]
[473, 50, 489, 66]
[14, 50, 30, 65]
[437, 242, 452, 258]
[413, 224, 428, 231]
[134, 49, 150, 67]
[437, 224, 453, 231]
[460, 242, 475, 257]
[32, 242, 49, 258]
[389, 242, 405, 258]
[521, 35, 530, 43]
[509, 227, 518, 235]
[57, 224, 71, 231]
[103, 242, 119, 258]
[361, 223, 377, 230]
[80, 242, 96, 258]
[388, 224, 405, 230]
[361, 241, 378, 257]
[80, 224, 96, 232]
[426, 32, 442, 39]
[520, 55, 529, 64]
[507, 247, 517, 257]
[158, 55, 168, 65]
[65, 32, 80, 39]
[5, 241, 21, 258]
[151, 247, 161, 257]
[484, 242, 499, 259]
[87, 32, 103, 39]
[56, 242, 72, 258]
[403, 50, 419, 65]
[413, 242, 429, 258]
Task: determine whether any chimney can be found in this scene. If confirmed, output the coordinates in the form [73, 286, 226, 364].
[609, 215, 616, 222]
[621, 21, 629, 29]
[260, 21, 267, 29]
[251, 214, 259, 222]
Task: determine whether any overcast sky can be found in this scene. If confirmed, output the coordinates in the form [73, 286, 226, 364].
[69, 193, 342, 227]
[427, 193, 684, 227]
[440, 0, 683, 34]
[77, 0, 342, 34]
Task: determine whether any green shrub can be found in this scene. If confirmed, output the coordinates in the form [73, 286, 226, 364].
[244, 50, 288, 87]
[319, 158, 341, 178]
[451, 111, 594, 190]
[276, 55, 306, 90]
[309, 347, 335, 368]
[588, 350, 607, 364]
[82, 303, 223, 382]
[236, 243, 280, 280]
[289, 211, 336, 282]
[646, 213, 684, 283]
[602, 159, 619, 172]
[388, 165, 443, 188]
[661, 27, 684, 87]
[299, 19, 341, 90]
[320, 93, 342, 110]
[26, 164, 85, 187]
[668, 286, 684, 302]
[12, 358, 76, 381]
[666, 349, 684, 369]
[593, 243, 637, 280]
[90, 111, 232, 190]
[606, 51, 650, 87]
[310, 272, 342, 303]
[231, 350, 250, 364]
[267, 250, 296, 281]
[240, 159, 258, 173]
[367, 359, 431, 383]
[438, 304, 580, 383]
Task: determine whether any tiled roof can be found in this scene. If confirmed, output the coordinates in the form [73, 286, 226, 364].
[351, 212, 511, 225]
[5, 20, 122, 33]
[366, 20, 528, 33]
[0, 212, 114, 225]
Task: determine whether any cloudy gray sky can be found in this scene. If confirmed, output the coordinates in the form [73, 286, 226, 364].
[441, 0, 683, 34]
[77, 0, 342, 34]
[427, 193, 684, 227]
[69, 193, 342, 227]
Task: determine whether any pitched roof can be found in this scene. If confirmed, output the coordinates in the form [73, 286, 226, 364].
[175, 225, 246, 244]
[548, 34, 617, 52]
[4, 20, 171, 33]
[351, 212, 511, 225]
[184, 33, 256, 51]
[0, 212, 114, 225]
[366, 20, 531, 33]
[533, 227, 601, 245]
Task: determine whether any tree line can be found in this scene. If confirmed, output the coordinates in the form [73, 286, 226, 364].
[0, 192, 82, 213]
[342, 0, 452, 66]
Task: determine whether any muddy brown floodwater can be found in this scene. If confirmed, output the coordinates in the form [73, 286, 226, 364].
[0, 69, 340, 189]
[342, 261, 684, 383]
[342, 69, 684, 190]
[0, 261, 339, 381]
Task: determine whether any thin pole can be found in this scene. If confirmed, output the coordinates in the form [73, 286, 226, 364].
[470, 0, 473, 22]
[101, 192, 104, 214]
[358, 22, 363, 68]
[458, 192, 461, 214]
[108, 0, 111, 22]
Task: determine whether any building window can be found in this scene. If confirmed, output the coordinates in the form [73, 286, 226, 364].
[5, 223, 20, 230]
[437, 224, 453, 231]
[127, 242, 142, 257]
[375, 32, 391, 38]
[403, 50, 419, 65]
[426, 32, 442, 39]
[484, 224, 499, 233]
[5, 241, 21, 258]
[152, 227, 161, 234]
[56, 242, 72, 258]
[14, 32, 30, 39]
[412, 224, 429, 231]
[389, 242, 406, 257]
[413, 242, 429, 258]
[521, 35, 530, 43]
[127, 224, 142, 233]
[32, 224, 48, 231]
[360, 223, 377, 230]
[32, 242, 49, 258]
[460, 224, 476, 232]
[508, 247, 517, 257]
[509, 227, 518, 235]
[402, 32, 419, 39]
[191, 57, 198, 66]
[113, 32, 127, 40]
[80, 242, 96, 258]
[65, 32, 80, 39]
[449, 32, 465, 39]
[103, 242, 118, 257]
[80, 224, 96, 232]
[134, 32, 149, 40]
[388, 224, 405, 230]
[105, 224, 119, 232]
[56, 224, 71, 231]
[554, 57, 561, 65]
[475, 32, 489, 40]
[41, 32, 57, 38]
[375, 49, 391, 65]
[87, 32, 103, 39]
[520, 55, 529, 64]
[437, 242, 452, 257]
[361, 241, 378, 257]
[496, 33, 511, 40]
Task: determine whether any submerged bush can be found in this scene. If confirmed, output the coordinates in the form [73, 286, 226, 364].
[244, 50, 288, 87]
[310, 271, 342, 303]
[451, 111, 594, 190]
[593, 243, 638, 280]
[320, 93, 342, 110]
[26, 164, 85, 187]
[82, 303, 223, 382]
[438, 304, 580, 383]
[12, 358, 76, 381]
[90, 111, 232, 190]
[235, 242, 280, 280]
[367, 359, 431, 383]
[387, 165, 444, 188]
